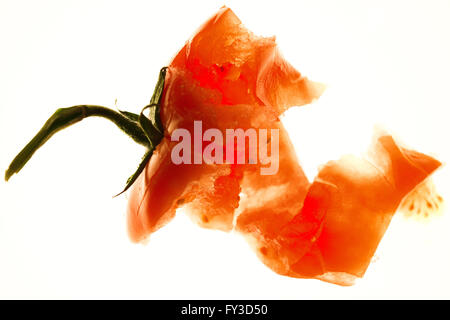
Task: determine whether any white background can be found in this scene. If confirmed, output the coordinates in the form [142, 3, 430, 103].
[1, 0, 449, 299]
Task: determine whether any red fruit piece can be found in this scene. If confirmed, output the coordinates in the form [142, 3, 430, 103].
[127, 7, 322, 242]
[237, 133, 441, 285]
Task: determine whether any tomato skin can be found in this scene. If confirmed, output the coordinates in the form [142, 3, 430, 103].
[125, 7, 441, 286]
[237, 134, 441, 285]
[126, 136, 230, 242]
[127, 7, 323, 242]
[170, 7, 324, 113]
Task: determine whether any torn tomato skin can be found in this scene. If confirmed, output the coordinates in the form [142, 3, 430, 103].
[125, 7, 443, 286]
[125, 4, 324, 243]
[4, 6, 443, 287]
[242, 134, 442, 286]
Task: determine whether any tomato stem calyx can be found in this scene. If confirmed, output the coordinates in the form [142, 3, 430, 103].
[5, 67, 168, 196]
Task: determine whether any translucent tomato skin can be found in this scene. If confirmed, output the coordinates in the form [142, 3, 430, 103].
[127, 7, 322, 243]
[238, 134, 441, 285]
[126, 7, 441, 286]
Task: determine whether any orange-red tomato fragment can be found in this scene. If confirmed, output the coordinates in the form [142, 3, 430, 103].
[126, 6, 441, 285]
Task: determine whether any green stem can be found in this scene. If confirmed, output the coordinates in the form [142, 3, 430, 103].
[5, 66, 168, 196]
[5, 105, 148, 181]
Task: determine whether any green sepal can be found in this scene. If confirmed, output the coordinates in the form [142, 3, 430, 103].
[117, 67, 167, 194]
[149, 67, 167, 132]
[118, 110, 140, 122]
[139, 104, 163, 147]
[114, 149, 154, 197]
